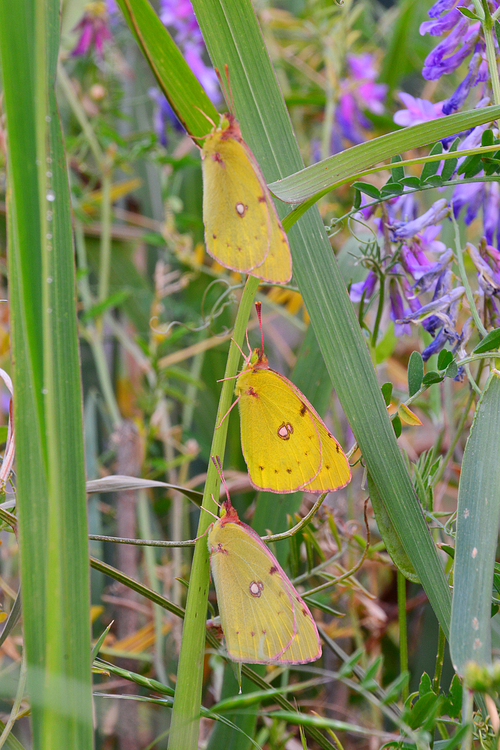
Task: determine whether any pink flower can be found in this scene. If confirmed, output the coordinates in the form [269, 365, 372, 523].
[393, 93, 444, 127]
[72, 2, 112, 58]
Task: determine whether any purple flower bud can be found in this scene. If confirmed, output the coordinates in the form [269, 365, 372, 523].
[72, 3, 112, 58]
[420, 6, 462, 35]
[466, 241, 500, 295]
[427, 0, 459, 19]
[391, 199, 449, 240]
[350, 271, 378, 303]
[398, 285, 464, 325]
[415, 249, 454, 292]
[422, 18, 475, 80]
[389, 278, 411, 335]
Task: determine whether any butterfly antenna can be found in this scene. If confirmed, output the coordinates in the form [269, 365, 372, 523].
[211, 455, 232, 507]
[255, 300, 265, 354]
[215, 65, 234, 115]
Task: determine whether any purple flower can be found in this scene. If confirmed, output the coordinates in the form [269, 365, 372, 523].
[420, 6, 462, 35]
[422, 18, 478, 80]
[72, 2, 112, 58]
[350, 271, 378, 303]
[391, 199, 449, 240]
[414, 248, 454, 292]
[467, 241, 500, 295]
[393, 93, 444, 127]
[333, 53, 387, 148]
[389, 277, 411, 335]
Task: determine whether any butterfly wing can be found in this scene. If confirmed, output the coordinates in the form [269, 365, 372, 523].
[237, 367, 324, 492]
[202, 126, 292, 283]
[237, 366, 351, 493]
[208, 518, 321, 664]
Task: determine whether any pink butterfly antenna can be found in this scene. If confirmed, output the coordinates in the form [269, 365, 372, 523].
[215, 64, 235, 117]
[255, 300, 265, 355]
[211, 455, 233, 513]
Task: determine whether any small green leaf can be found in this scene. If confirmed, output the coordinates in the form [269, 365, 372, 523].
[418, 672, 433, 697]
[437, 349, 453, 369]
[445, 361, 459, 379]
[381, 181, 404, 196]
[441, 154, 458, 181]
[420, 143, 443, 182]
[472, 327, 500, 353]
[351, 181, 381, 199]
[381, 382, 393, 405]
[353, 188, 361, 209]
[422, 371, 444, 386]
[390, 155, 404, 182]
[496, 19, 500, 48]
[393, 415, 402, 437]
[400, 176, 420, 189]
[422, 175, 443, 187]
[457, 5, 481, 19]
[408, 350, 424, 396]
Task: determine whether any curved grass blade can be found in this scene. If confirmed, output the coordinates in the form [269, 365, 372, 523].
[450, 372, 500, 674]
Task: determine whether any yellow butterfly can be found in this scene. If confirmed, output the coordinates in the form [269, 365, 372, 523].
[207, 471, 321, 664]
[235, 305, 351, 494]
[201, 112, 292, 284]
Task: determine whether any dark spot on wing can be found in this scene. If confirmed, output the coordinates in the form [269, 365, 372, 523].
[336, 444, 340, 453]
[258, 195, 266, 203]
[286, 468, 292, 474]
[269, 566, 278, 575]
[300, 403, 307, 417]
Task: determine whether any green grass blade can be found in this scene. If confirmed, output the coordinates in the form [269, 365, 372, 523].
[450, 373, 500, 674]
[0, 1, 93, 746]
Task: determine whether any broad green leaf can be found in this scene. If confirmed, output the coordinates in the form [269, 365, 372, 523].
[0, 1, 93, 746]
[450, 372, 500, 674]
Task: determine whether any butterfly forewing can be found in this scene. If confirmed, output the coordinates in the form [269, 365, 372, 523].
[202, 135, 270, 273]
[237, 367, 324, 492]
[208, 519, 321, 664]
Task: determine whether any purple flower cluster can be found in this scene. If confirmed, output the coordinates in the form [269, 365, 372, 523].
[419, 0, 497, 113]
[333, 54, 387, 149]
[350, 195, 470, 361]
[351, 0, 500, 363]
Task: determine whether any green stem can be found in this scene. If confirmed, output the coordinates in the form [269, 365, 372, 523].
[481, 0, 500, 106]
[0, 652, 27, 749]
[461, 686, 474, 750]
[98, 169, 112, 304]
[371, 274, 385, 349]
[57, 63, 104, 164]
[168, 275, 259, 750]
[450, 210, 488, 338]
[397, 571, 409, 702]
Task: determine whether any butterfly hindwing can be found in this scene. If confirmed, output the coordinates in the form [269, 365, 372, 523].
[237, 367, 323, 492]
[208, 518, 321, 664]
[236, 353, 351, 493]
[201, 114, 292, 283]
